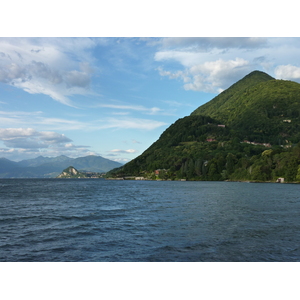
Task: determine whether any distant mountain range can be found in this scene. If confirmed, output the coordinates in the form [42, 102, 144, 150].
[0, 155, 123, 178]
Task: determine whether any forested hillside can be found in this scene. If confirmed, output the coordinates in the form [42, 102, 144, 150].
[108, 71, 300, 182]
[192, 72, 300, 145]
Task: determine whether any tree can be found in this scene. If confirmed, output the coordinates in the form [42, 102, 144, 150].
[285, 157, 298, 182]
[187, 159, 195, 179]
[195, 159, 202, 177]
[226, 153, 236, 175]
[295, 165, 300, 182]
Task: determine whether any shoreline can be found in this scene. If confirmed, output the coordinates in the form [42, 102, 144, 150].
[1, 177, 299, 184]
[105, 177, 299, 184]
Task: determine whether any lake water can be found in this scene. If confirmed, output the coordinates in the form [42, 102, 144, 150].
[0, 179, 300, 262]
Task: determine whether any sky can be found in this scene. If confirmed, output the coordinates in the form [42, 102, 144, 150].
[0, 1, 299, 164]
[2, 37, 300, 162]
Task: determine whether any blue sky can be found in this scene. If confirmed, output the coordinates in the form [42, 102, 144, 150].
[2, 37, 300, 162]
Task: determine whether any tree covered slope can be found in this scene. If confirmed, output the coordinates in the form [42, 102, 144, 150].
[192, 71, 300, 144]
[108, 71, 300, 182]
[191, 70, 275, 120]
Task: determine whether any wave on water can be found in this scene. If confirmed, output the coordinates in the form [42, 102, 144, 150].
[1, 179, 300, 261]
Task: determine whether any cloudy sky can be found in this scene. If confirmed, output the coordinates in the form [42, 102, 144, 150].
[1, 36, 300, 162]
[0, 28, 300, 163]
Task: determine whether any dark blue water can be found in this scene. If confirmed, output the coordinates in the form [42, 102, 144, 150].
[0, 179, 300, 261]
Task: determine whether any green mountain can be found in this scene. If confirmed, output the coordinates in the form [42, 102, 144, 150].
[0, 155, 122, 178]
[108, 71, 300, 182]
[191, 70, 300, 145]
[191, 70, 274, 120]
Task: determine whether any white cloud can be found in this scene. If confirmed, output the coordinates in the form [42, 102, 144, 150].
[97, 117, 167, 130]
[98, 103, 162, 115]
[159, 37, 269, 50]
[154, 37, 300, 93]
[0, 128, 72, 149]
[109, 149, 138, 154]
[0, 127, 95, 161]
[0, 110, 88, 131]
[154, 38, 265, 68]
[108, 157, 130, 163]
[155, 51, 206, 67]
[0, 128, 37, 139]
[158, 58, 250, 93]
[38, 131, 72, 144]
[275, 65, 300, 81]
[65, 143, 74, 148]
[37, 117, 86, 130]
[157, 67, 186, 80]
[0, 110, 167, 133]
[0, 38, 96, 106]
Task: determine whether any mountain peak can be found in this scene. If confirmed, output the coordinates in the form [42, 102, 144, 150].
[246, 70, 272, 76]
[240, 70, 274, 81]
[191, 70, 275, 117]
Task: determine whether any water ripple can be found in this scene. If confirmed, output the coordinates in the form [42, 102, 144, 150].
[1, 179, 300, 261]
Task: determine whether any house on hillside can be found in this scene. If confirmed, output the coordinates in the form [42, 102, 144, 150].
[262, 143, 271, 147]
[155, 169, 167, 175]
[243, 140, 271, 147]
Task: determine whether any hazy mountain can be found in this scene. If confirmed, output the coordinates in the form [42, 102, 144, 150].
[18, 155, 71, 167]
[0, 158, 19, 168]
[0, 155, 122, 178]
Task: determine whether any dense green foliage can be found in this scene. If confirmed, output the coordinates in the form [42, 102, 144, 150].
[191, 70, 274, 119]
[108, 71, 300, 182]
[192, 71, 300, 145]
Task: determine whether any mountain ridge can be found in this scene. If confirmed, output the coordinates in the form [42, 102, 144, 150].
[0, 155, 122, 178]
